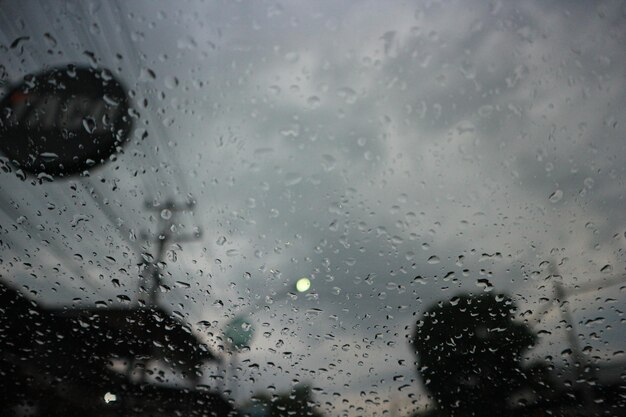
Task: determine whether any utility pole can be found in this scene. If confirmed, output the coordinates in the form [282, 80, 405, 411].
[544, 261, 594, 413]
[552, 281, 595, 412]
[527, 261, 626, 415]
[129, 198, 202, 384]
[140, 198, 202, 307]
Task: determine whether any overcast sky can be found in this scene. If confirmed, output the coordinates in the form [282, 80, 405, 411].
[1, 0, 626, 415]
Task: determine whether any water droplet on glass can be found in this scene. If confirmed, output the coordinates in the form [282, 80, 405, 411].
[337, 87, 357, 104]
[427, 255, 440, 264]
[116, 294, 131, 304]
[82, 117, 96, 133]
[476, 278, 494, 292]
[39, 152, 59, 162]
[164, 75, 179, 89]
[307, 96, 321, 109]
[549, 189, 563, 203]
[284, 173, 302, 186]
[321, 154, 336, 172]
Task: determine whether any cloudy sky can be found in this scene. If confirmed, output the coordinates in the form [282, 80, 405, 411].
[1, 0, 626, 415]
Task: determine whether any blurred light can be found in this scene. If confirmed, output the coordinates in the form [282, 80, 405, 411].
[296, 277, 311, 293]
[104, 392, 117, 404]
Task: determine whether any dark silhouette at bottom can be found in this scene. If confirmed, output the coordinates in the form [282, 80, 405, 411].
[0, 280, 237, 417]
[409, 292, 626, 417]
[410, 293, 536, 416]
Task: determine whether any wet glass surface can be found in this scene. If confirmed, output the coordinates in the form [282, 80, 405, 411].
[1, 1, 625, 416]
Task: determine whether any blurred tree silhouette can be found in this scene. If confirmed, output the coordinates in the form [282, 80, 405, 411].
[410, 293, 536, 416]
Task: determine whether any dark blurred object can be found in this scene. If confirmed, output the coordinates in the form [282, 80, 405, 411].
[0, 65, 132, 177]
[410, 293, 536, 416]
[243, 385, 324, 417]
[0, 280, 236, 417]
[409, 292, 626, 417]
[47, 305, 213, 381]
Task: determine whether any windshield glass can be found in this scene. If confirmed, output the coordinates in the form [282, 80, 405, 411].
[1, 2, 625, 417]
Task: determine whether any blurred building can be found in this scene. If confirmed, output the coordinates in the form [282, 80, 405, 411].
[0, 280, 237, 417]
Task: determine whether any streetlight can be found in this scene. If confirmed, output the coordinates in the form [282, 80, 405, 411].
[295, 277, 311, 293]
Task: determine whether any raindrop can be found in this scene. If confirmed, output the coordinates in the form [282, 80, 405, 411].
[549, 189, 563, 203]
[10, 36, 30, 49]
[40, 152, 59, 162]
[427, 255, 440, 264]
[141, 67, 157, 79]
[164, 75, 179, 89]
[116, 294, 131, 304]
[321, 154, 336, 172]
[476, 278, 493, 292]
[337, 87, 357, 104]
[43, 33, 57, 48]
[82, 117, 96, 133]
[391, 235, 403, 244]
[307, 96, 321, 109]
[413, 276, 426, 285]
[284, 173, 302, 186]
